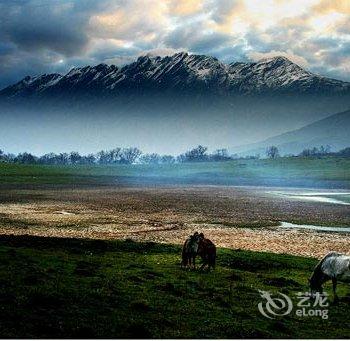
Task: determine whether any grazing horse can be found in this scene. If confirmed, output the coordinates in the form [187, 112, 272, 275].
[182, 232, 200, 269]
[309, 251, 350, 301]
[197, 233, 216, 271]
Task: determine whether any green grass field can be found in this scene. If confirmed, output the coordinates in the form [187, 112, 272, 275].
[0, 235, 349, 338]
[1, 158, 349, 338]
[1, 157, 350, 187]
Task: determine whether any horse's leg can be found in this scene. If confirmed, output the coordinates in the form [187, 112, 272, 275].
[332, 277, 339, 303]
[182, 254, 187, 268]
[193, 255, 196, 270]
[200, 257, 208, 271]
[209, 255, 215, 271]
[185, 256, 189, 269]
[209, 261, 214, 271]
[199, 256, 205, 271]
[185, 256, 189, 270]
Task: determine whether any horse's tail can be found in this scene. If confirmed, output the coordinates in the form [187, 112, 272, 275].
[211, 253, 216, 269]
[208, 244, 216, 269]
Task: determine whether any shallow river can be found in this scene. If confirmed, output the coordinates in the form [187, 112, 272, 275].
[280, 221, 350, 233]
[269, 190, 350, 205]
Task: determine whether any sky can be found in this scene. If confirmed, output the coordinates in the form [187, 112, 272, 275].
[0, 0, 350, 89]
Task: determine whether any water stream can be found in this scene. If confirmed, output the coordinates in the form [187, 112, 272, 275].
[269, 190, 350, 205]
[280, 221, 350, 233]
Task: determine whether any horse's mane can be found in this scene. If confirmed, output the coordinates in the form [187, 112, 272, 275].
[318, 251, 342, 266]
[310, 251, 343, 282]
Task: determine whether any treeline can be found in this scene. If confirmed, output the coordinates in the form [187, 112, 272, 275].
[0, 145, 234, 165]
[297, 145, 350, 157]
[267, 145, 350, 159]
[284, 145, 350, 158]
[0, 145, 349, 165]
[0, 147, 143, 165]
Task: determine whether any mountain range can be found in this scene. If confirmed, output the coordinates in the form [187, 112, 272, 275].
[0, 52, 349, 155]
[1, 52, 350, 99]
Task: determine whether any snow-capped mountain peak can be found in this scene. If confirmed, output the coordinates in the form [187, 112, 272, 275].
[1, 52, 349, 99]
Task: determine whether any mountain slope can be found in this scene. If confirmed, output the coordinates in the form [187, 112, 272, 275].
[234, 109, 350, 156]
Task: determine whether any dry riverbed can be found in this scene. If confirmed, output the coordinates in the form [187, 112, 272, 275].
[0, 185, 349, 258]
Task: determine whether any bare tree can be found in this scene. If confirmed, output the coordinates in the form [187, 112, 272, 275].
[300, 148, 312, 157]
[299, 145, 332, 157]
[108, 148, 122, 163]
[338, 147, 350, 157]
[58, 153, 69, 165]
[266, 146, 279, 159]
[161, 155, 175, 164]
[69, 152, 82, 165]
[140, 153, 161, 164]
[183, 145, 208, 162]
[96, 150, 108, 164]
[4, 153, 15, 162]
[81, 154, 96, 164]
[210, 148, 231, 161]
[39, 153, 58, 164]
[15, 152, 37, 164]
[176, 154, 186, 163]
[120, 147, 142, 164]
[319, 145, 331, 155]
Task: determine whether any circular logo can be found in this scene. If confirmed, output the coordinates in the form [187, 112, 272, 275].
[258, 290, 293, 319]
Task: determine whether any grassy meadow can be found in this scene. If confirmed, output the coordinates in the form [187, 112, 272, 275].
[1, 156, 350, 188]
[0, 235, 349, 338]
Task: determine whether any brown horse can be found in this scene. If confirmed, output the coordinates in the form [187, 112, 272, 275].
[197, 233, 216, 270]
[181, 232, 200, 269]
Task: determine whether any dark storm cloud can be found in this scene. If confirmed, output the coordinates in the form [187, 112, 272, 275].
[0, 41, 16, 56]
[0, 1, 101, 55]
[0, 0, 122, 88]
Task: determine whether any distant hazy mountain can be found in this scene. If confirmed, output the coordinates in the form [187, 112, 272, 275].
[1, 52, 350, 155]
[234, 109, 350, 156]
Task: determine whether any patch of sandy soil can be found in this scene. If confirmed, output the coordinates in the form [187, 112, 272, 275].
[0, 186, 349, 259]
[1, 220, 350, 259]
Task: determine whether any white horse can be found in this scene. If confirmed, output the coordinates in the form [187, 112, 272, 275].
[309, 251, 350, 301]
